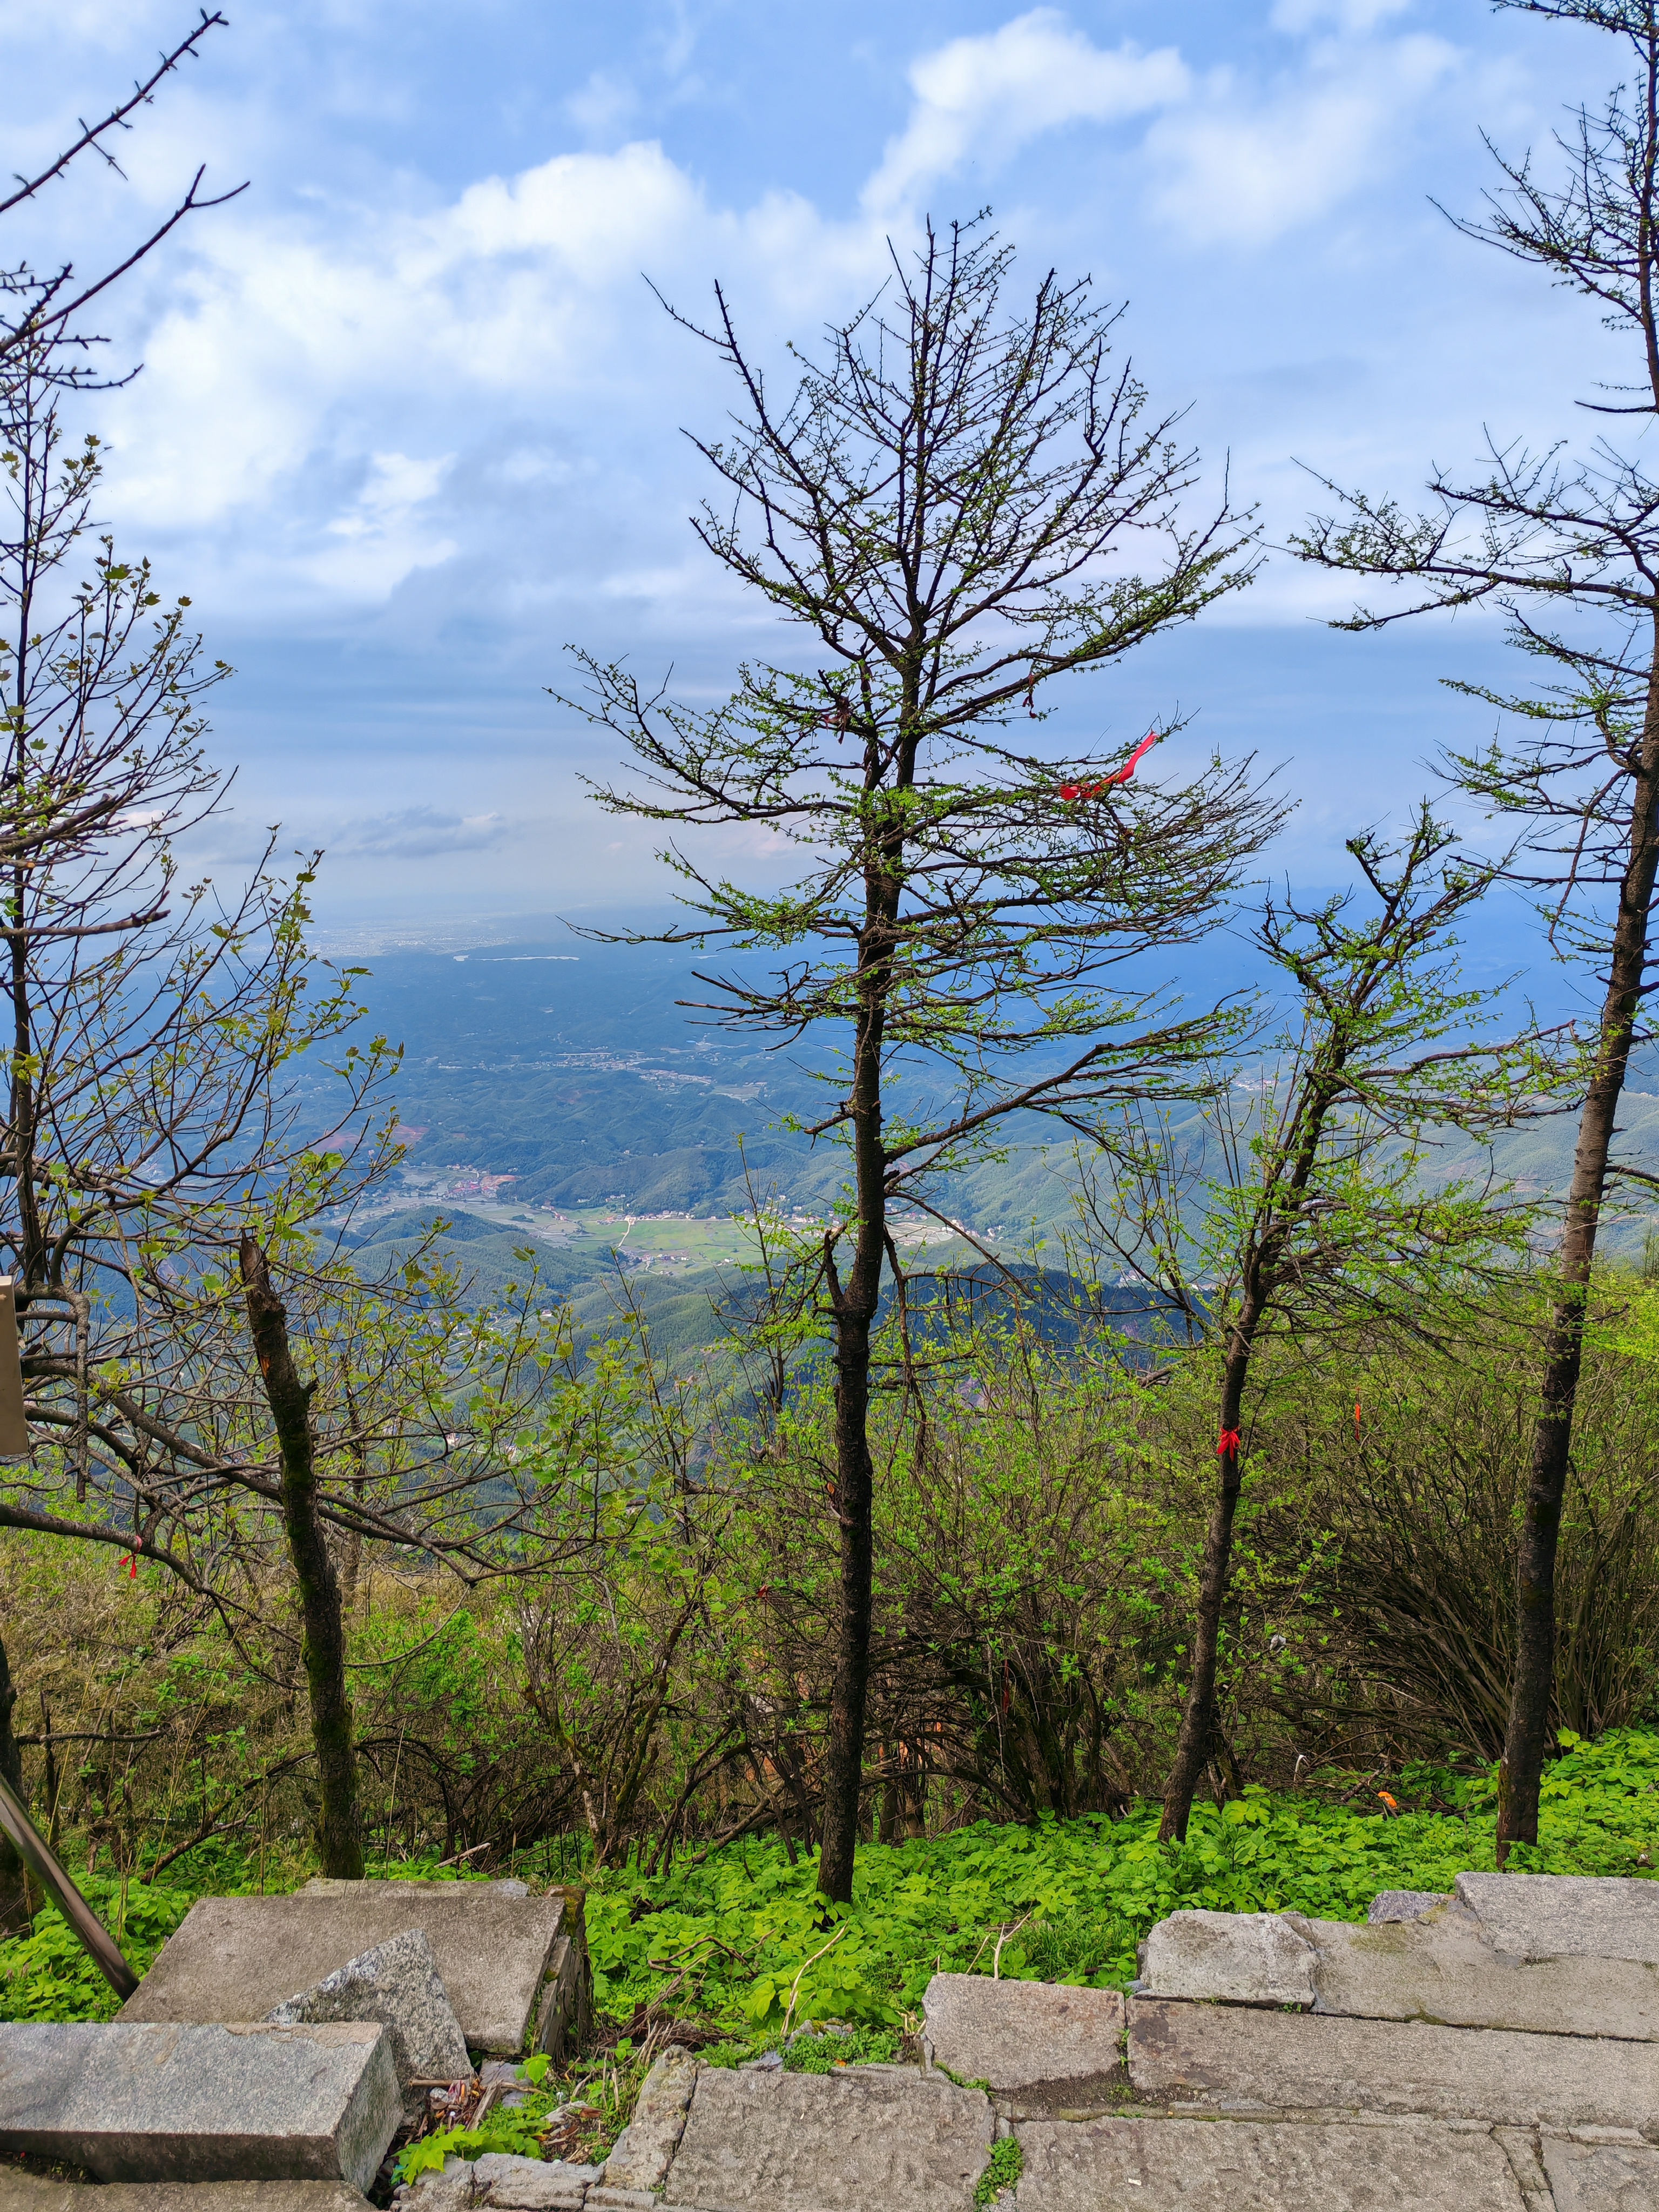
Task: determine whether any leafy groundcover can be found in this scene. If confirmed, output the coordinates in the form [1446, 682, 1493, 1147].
[4, 1730, 1657, 2039]
[584, 1730, 1659, 2033]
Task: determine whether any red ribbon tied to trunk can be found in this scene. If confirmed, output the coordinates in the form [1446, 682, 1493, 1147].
[1059, 728, 1160, 802]
[1217, 1428, 1242, 1456]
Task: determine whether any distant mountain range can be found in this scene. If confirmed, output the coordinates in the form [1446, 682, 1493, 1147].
[303, 923, 1659, 1347]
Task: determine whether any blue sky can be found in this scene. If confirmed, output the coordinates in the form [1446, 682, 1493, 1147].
[5, 0, 1634, 950]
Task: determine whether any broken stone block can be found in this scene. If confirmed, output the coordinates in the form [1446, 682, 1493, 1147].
[468, 2153, 602, 2208]
[1541, 2133, 1659, 2211]
[1307, 1907, 1659, 2040]
[266, 1928, 471, 2115]
[0, 2185, 373, 2212]
[1455, 1872, 1659, 1965]
[601, 2047, 698, 2196]
[1366, 1890, 1447, 1924]
[659, 2064, 994, 2211]
[1128, 1997, 1659, 2130]
[1137, 1911, 1317, 2007]
[122, 1884, 584, 2056]
[921, 1974, 1124, 2101]
[1013, 2113, 1527, 2210]
[0, 2021, 400, 2194]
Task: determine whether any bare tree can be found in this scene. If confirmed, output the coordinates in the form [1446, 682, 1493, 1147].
[561, 218, 1279, 1901]
[0, 6, 237, 1923]
[1082, 811, 1567, 1841]
[0, 11, 240, 373]
[1293, 0, 1659, 1855]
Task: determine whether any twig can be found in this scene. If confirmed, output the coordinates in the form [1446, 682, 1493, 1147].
[993, 1912, 1033, 1981]
[781, 1923, 847, 2038]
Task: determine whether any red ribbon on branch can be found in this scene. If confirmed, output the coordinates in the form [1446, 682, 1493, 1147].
[1217, 1428, 1242, 1456]
[1060, 729, 1161, 802]
[116, 1554, 138, 1580]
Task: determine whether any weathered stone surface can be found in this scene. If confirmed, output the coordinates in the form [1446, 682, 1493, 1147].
[921, 1973, 1123, 2098]
[0, 2022, 400, 2194]
[122, 1885, 577, 2055]
[1014, 2114, 1526, 2210]
[1138, 1912, 1317, 2007]
[1455, 1874, 1659, 1966]
[601, 2048, 698, 2196]
[1541, 2135, 1659, 2211]
[1304, 1906, 1659, 2041]
[304, 1880, 529, 1901]
[468, 2152, 602, 2208]
[1367, 1891, 1447, 1925]
[266, 1928, 471, 2110]
[0, 2184, 370, 2212]
[660, 2065, 993, 2211]
[1127, 1998, 1659, 2130]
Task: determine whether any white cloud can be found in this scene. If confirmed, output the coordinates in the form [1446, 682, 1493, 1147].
[334, 807, 509, 859]
[1271, 0, 1413, 29]
[862, 8, 1188, 214]
[1148, 31, 1458, 246]
[563, 70, 639, 141]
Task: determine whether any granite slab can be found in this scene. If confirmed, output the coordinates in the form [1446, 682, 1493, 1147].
[121, 1885, 574, 2055]
[0, 2184, 370, 2212]
[1138, 1912, 1317, 2007]
[921, 1974, 1124, 2100]
[1013, 2113, 1527, 2210]
[1454, 1874, 1659, 1967]
[1127, 1997, 1659, 2131]
[660, 2063, 993, 2211]
[0, 2022, 399, 2193]
[1303, 1905, 1659, 2041]
[1541, 2133, 1659, 2210]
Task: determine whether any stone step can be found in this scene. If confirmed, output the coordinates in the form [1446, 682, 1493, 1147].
[1128, 1997, 1659, 2133]
[0, 2181, 370, 2212]
[1454, 1873, 1659, 1967]
[1306, 1904, 1659, 2041]
[921, 1974, 1124, 2104]
[1014, 2113, 1530, 2210]
[0, 2023, 399, 2194]
[605, 2052, 994, 2212]
[120, 1883, 585, 2058]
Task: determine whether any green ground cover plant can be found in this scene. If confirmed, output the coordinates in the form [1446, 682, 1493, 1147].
[5, 1730, 1655, 2033]
[580, 1729, 1659, 2032]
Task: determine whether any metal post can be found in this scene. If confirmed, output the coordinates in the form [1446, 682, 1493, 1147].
[0, 1767, 139, 1999]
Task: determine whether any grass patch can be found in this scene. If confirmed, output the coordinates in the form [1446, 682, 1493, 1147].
[976, 2137, 1023, 2206]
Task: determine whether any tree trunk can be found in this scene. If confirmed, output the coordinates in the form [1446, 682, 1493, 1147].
[818, 1273, 878, 1903]
[0, 1630, 30, 1932]
[1499, 657, 1659, 1858]
[239, 1232, 363, 1879]
[817, 899, 892, 1905]
[1160, 1334, 1255, 1843]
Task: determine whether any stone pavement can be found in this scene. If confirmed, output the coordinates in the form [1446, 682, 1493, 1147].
[388, 1870, 1659, 2211]
[11, 1871, 1659, 2207]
